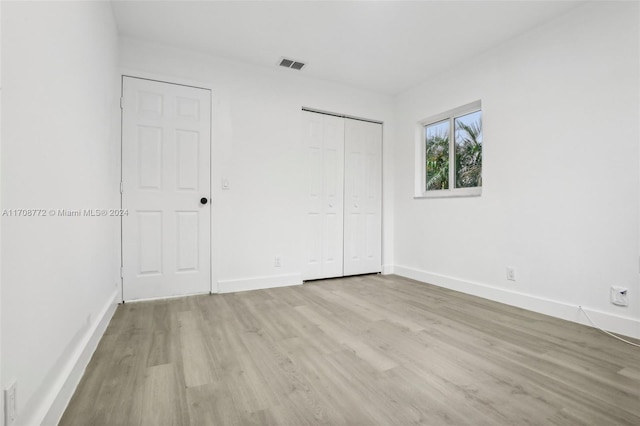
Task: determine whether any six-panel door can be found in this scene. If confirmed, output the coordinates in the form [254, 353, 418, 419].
[121, 77, 211, 300]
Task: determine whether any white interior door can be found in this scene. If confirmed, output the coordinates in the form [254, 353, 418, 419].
[343, 118, 382, 276]
[303, 111, 344, 280]
[121, 76, 211, 301]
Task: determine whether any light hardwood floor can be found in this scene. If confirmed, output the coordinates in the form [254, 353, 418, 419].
[60, 274, 640, 425]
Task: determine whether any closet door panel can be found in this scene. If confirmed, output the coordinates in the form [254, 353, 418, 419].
[303, 111, 344, 280]
[344, 119, 382, 276]
[322, 115, 345, 278]
[303, 111, 324, 279]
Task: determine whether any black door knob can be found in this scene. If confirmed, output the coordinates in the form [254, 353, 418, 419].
[200, 197, 208, 205]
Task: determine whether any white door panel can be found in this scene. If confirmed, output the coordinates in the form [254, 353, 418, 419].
[343, 118, 382, 276]
[303, 111, 344, 280]
[122, 77, 211, 301]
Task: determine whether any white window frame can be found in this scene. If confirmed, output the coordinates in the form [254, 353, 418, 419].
[414, 100, 482, 199]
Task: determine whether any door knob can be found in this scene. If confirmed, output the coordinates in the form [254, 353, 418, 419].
[200, 197, 208, 205]
[354, 204, 359, 208]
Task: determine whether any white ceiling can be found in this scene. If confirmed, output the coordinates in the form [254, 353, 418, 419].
[111, 1, 585, 95]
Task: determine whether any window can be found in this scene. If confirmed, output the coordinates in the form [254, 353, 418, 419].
[417, 101, 482, 198]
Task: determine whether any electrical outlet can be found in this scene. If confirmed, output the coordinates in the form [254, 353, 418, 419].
[506, 267, 516, 282]
[611, 286, 628, 306]
[274, 256, 281, 267]
[5, 382, 17, 425]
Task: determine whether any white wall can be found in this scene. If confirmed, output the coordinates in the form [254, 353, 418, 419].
[119, 38, 395, 293]
[1, 2, 120, 424]
[393, 2, 640, 338]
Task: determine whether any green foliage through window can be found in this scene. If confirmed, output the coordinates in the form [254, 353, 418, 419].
[455, 111, 482, 188]
[425, 120, 449, 190]
[425, 108, 482, 191]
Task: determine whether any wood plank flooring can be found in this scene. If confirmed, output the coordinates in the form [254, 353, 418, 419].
[60, 274, 640, 425]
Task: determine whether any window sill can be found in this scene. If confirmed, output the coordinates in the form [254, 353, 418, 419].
[414, 187, 482, 199]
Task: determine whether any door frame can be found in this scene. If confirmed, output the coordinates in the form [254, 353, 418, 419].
[119, 70, 217, 301]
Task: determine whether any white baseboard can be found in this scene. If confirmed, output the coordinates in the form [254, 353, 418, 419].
[34, 290, 119, 426]
[394, 265, 640, 339]
[217, 273, 302, 294]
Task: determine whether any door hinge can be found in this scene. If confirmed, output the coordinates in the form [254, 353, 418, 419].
[120, 97, 124, 109]
[120, 267, 124, 279]
[120, 182, 123, 194]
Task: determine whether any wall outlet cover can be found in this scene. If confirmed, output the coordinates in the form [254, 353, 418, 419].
[611, 286, 629, 306]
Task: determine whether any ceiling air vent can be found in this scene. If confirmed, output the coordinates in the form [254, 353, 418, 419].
[279, 57, 305, 71]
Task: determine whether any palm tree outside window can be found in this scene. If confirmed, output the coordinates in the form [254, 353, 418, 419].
[423, 102, 482, 196]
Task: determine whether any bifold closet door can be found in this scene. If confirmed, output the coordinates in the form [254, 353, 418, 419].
[303, 111, 345, 280]
[343, 118, 382, 276]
